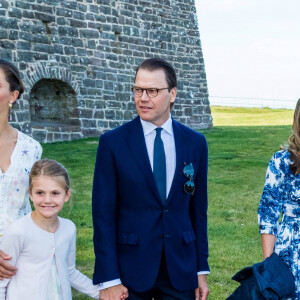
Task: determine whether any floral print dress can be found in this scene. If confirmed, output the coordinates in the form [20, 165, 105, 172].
[258, 150, 300, 299]
[0, 130, 42, 243]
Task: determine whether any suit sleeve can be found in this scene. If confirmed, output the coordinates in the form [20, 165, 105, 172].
[92, 134, 120, 284]
[190, 135, 210, 272]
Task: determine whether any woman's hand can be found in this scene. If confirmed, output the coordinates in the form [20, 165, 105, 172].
[0, 250, 17, 280]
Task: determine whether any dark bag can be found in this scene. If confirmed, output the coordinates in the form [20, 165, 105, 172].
[227, 253, 295, 300]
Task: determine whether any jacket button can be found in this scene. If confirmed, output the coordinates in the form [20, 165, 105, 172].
[159, 234, 164, 239]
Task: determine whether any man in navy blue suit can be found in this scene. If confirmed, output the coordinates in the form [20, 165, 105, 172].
[92, 58, 210, 300]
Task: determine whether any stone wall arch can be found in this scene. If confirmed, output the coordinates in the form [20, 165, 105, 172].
[20, 62, 83, 142]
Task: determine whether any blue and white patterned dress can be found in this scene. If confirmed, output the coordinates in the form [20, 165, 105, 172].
[258, 150, 300, 299]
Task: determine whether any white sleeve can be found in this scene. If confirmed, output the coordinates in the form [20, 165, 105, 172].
[68, 229, 100, 299]
[98, 278, 122, 290]
[0, 225, 23, 300]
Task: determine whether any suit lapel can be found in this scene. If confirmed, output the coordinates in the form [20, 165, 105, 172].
[165, 119, 188, 205]
[126, 117, 162, 203]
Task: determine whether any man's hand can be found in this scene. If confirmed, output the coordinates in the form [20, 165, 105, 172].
[195, 274, 209, 300]
[0, 250, 16, 280]
[99, 284, 128, 300]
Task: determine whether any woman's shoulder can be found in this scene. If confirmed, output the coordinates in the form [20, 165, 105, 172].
[17, 130, 41, 148]
[271, 149, 291, 162]
[269, 149, 292, 174]
[16, 130, 42, 158]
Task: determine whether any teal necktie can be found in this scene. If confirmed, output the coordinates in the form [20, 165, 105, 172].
[153, 128, 166, 203]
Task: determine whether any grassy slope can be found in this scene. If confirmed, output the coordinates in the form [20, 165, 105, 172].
[211, 106, 293, 126]
[40, 106, 293, 299]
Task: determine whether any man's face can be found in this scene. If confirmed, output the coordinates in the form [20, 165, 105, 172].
[134, 68, 177, 127]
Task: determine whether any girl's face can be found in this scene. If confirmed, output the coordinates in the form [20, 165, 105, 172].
[0, 68, 18, 113]
[29, 175, 71, 220]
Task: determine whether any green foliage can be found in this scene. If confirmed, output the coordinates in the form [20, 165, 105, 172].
[40, 107, 293, 299]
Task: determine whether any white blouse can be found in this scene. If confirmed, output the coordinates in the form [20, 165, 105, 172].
[0, 130, 42, 242]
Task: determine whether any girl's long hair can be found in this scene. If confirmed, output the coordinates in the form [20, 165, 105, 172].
[288, 99, 300, 175]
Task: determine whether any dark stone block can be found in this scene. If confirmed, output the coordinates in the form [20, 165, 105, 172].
[0, 18, 18, 29]
[97, 120, 108, 128]
[105, 110, 115, 119]
[34, 34, 49, 44]
[70, 19, 87, 28]
[56, 8, 73, 18]
[22, 10, 34, 18]
[9, 30, 19, 40]
[62, 1, 78, 10]
[34, 12, 55, 22]
[78, 3, 88, 12]
[82, 119, 97, 128]
[8, 7, 22, 18]
[0, 29, 8, 39]
[0, 40, 15, 49]
[33, 44, 54, 53]
[89, 5, 99, 13]
[73, 11, 85, 20]
[53, 44, 63, 54]
[79, 29, 99, 39]
[0, 1, 9, 9]
[33, 53, 49, 60]
[19, 31, 34, 42]
[82, 128, 99, 137]
[100, 5, 111, 14]
[72, 38, 84, 47]
[85, 13, 95, 21]
[58, 26, 78, 37]
[109, 121, 121, 128]
[59, 36, 72, 45]
[94, 110, 104, 119]
[32, 4, 54, 14]
[32, 130, 47, 142]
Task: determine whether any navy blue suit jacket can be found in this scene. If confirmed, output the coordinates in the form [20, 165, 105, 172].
[92, 116, 209, 292]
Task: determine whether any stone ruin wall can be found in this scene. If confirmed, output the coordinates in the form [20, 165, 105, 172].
[0, 0, 212, 142]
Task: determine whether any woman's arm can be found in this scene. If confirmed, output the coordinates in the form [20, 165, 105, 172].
[261, 233, 277, 259]
[0, 227, 22, 299]
[258, 153, 285, 257]
[0, 250, 17, 279]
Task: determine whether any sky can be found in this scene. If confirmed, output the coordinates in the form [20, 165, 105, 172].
[195, 0, 300, 108]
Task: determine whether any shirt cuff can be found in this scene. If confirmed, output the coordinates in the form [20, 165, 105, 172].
[98, 279, 122, 291]
[197, 271, 210, 275]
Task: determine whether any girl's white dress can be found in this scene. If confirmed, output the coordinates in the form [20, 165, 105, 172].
[0, 130, 42, 242]
[0, 214, 99, 300]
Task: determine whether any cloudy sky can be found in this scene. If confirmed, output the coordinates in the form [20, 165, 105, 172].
[195, 0, 300, 108]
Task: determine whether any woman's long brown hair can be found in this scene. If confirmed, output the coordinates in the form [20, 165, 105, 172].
[288, 99, 300, 175]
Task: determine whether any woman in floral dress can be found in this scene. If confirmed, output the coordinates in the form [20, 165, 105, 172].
[0, 59, 42, 278]
[258, 98, 300, 299]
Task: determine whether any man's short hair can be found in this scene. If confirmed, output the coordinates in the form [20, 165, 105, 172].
[135, 58, 177, 91]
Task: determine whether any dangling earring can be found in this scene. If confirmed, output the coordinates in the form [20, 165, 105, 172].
[8, 103, 12, 122]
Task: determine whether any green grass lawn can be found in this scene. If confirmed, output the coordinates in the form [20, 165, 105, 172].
[211, 105, 293, 126]
[41, 106, 294, 299]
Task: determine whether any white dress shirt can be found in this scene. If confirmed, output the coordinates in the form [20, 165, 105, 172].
[99, 115, 208, 290]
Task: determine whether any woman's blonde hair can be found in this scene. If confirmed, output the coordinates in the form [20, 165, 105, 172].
[288, 99, 300, 175]
[29, 159, 70, 192]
